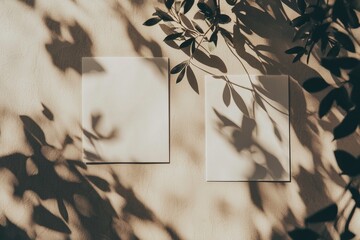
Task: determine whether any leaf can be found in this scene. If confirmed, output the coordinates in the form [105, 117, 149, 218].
[305, 204, 338, 223]
[87, 175, 111, 192]
[164, 32, 183, 41]
[57, 199, 68, 222]
[327, 44, 341, 57]
[41, 103, 54, 121]
[179, 37, 195, 48]
[292, 15, 309, 27]
[170, 61, 187, 74]
[218, 14, 232, 24]
[155, 8, 174, 21]
[183, 0, 195, 14]
[165, 0, 174, 9]
[192, 20, 204, 33]
[334, 150, 360, 176]
[176, 67, 186, 83]
[288, 228, 319, 240]
[186, 66, 198, 93]
[303, 77, 330, 92]
[285, 46, 305, 54]
[349, 187, 360, 207]
[254, 92, 267, 112]
[293, 22, 313, 41]
[335, 31, 355, 52]
[321, 35, 328, 53]
[293, 52, 304, 62]
[213, 108, 239, 127]
[190, 38, 196, 54]
[333, 109, 359, 139]
[20, 115, 46, 145]
[336, 87, 353, 112]
[197, 2, 213, 17]
[34, 205, 71, 234]
[226, 0, 238, 6]
[335, 57, 359, 69]
[143, 17, 161, 26]
[340, 230, 356, 240]
[223, 83, 231, 107]
[311, 23, 330, 43]
[220, 27, 233, 44]
[230, 88, 250, 117]
[350, 0, 360, 11]
[210, 30, 218, 46]
[319, 88, 336, 118]
[348, 8, 360, 28]
[297, 0, 306, 14]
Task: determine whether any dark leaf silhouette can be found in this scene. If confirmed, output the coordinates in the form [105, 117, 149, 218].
[292, 15, 309, 27]
[293, 22, 312, 41]
[303, 77, 330, 92]
[322, 58, 359, 76]
[226, 0, 238, 6]
[334, 31, 355, 52]
[20, 115, 47, 145]
[220, 27, 233, 44]
[176, 67, 186, 83]
[180, 38, 195, 48]
[190, 39, 196, 54]
[334, 150, 360, 176]
[297, 0, 306, 14]
[34, 205, 71, 234]
[327, 44, 341, 57]
[333, 109, 359, 139]
[197, 2, 213, 17]
[171, 61, 187, 74]
[41, 103, 54, 121]
[336, 87, 353, 112]
[293, 52, 305, 63]
[223, 83, 231, 107]
[165, 0, 174, 9]
[143, 17, 161, 26]
[87, 175, 111, 192]
[288, 228, 319, 240]
[254, 92, 267, 113]
[57, 198, 69, 222]
[305, 204, 338, 223]
[210, 30, 218, 46]
[213, 108, 239, 128]
[186, 66, 199, 93]
[285, 46, 305, 54]
[219, 14, 231, 24]
[183, 0, 195, 14]
[230, 88, 249, 117]
[349, 187, 360, 207]
[155, 8, 174, 21]
[340, 230, 356, 240]
[319, 88, 336, 118]
[164, 32, 183, 41]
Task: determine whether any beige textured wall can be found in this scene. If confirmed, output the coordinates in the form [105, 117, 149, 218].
[0, 0, 359, 239]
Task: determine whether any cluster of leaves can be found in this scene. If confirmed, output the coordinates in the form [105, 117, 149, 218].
[144, 1, 359, 238]
[286, 0, 360, 239]
[0, 105, 120, 239]
[144, 0, 234, 91]
[286, 0, 359, 63]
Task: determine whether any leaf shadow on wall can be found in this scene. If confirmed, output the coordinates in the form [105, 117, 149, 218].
[0, 104, 183, 240]
[210, 0, 355, 238]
